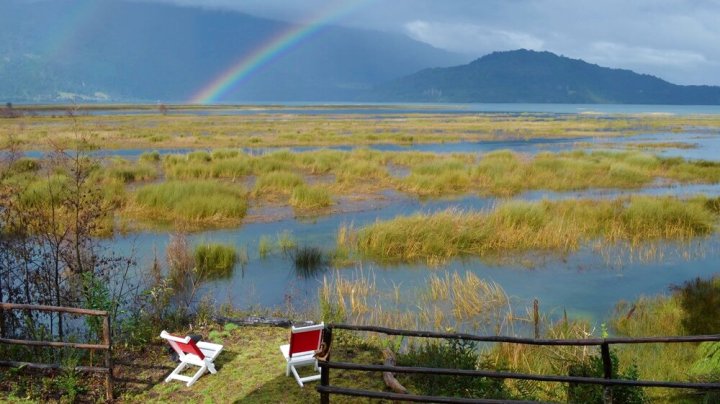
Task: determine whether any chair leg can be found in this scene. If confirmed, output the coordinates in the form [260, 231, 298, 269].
[207, 361, 217, 374]
[187, 364, 208, 387]
[290, 365, 304, 387]
[286, 362, 290, 377]
[165, 362, 189, 383]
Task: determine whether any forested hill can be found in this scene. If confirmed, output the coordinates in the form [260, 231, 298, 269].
[0, 0, 464, 103]
[372, 49, 720, 104]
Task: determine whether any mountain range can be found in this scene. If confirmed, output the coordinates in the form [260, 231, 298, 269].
[0, 0, 465, 103]
[372, 49, 720, 104]
[1, 0, 719, 105]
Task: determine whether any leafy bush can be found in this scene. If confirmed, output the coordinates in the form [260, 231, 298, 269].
[673, 276, 720, 335]
[567, 350, 646, 404]
[398, 339, 510, 399]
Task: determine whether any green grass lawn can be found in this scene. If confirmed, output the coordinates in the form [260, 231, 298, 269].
[120, 325, 387, 403]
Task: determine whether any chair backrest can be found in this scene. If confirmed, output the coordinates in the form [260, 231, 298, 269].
[288, 323, 324, 358]
[160, 330, 205, 360]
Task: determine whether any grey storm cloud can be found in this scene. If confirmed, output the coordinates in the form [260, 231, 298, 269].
[130, 0, 720, 85]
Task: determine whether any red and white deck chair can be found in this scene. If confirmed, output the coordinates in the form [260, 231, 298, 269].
[160, 330, 224, 387]
[279, 322, 325, 387]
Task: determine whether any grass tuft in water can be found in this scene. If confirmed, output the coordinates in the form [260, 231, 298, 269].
[290, 184, 332, 210]
[132, 180, 248, 225]
[253, 171, 304, 196]
[258, 235, 273, 259]
[194, 243, 238, 280]
[292, 246, 328, 278]
[353, 196, 717, 264]
[277, 230, 297, 253]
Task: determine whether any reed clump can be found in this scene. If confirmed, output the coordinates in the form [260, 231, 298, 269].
[335, 159, 389, 183]
[105, 158, 157, 183]
[252, 150, 297, 174]
[277, 230, 297, 253]
[193, 243, 238, 280]
[353, 196, 717, 264]
[297, 149, 344, 174]
[399, 159, 473, 196]
[319, 269, 514, 334]
[258, 235, 273, 259]
[473, 150, 720, 197]
[424, 272, 510, 331]
[253, 171, 304, 196]
[132, 180, 248, 225]
[292, 246, 328, 278]
[139, 150, 160, 163]
[289, 184, 332, 210]
[163, 153, 252, 180]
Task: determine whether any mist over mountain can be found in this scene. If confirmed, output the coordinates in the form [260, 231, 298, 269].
[0, 0, 466, 103]
[373, 50, 720, 104]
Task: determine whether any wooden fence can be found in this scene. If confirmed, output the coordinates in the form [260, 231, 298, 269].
[317, 324, 720, 404]
[0, 303, 113, 401]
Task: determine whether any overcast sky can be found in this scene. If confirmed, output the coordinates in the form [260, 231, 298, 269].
[137, 0, 720, 85]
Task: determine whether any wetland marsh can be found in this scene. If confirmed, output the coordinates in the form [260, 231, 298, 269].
[5, 105, 720, 402]
[2, 106, 720, 324]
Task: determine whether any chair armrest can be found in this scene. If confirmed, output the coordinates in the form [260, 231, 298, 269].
[197, 341, 224, 352]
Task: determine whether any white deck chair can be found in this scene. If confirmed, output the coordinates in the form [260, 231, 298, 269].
[160, 330, 224, 387]
[279, 322, 324, 387]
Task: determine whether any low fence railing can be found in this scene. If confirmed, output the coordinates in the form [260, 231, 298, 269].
[0, 303, 113, 401]
[317, 324, 720, 404]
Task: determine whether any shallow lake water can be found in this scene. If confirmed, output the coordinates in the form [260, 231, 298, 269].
[110, 178, 720, 325]
[44, 105, 720, 328]
[30, 102, 720, 116]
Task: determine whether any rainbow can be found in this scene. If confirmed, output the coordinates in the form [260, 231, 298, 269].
[189, 0, 371, 104]
[44, 0, 100, 59]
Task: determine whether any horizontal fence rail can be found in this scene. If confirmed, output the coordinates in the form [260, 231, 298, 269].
[317, 323, 720, 404]
[0, 303, 113, 401]
[329, 324, 720, 346]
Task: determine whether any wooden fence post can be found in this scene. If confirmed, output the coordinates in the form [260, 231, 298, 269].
[533, 299, 540, 339]
[320, 327, 333, 404]
[601, 342, 613, 404]
[103, 315, 113, 401]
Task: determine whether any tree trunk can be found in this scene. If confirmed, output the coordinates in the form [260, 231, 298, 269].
[382, 348, 408, 394]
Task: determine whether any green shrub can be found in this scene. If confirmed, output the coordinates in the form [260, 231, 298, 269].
[8, 158, 40, 174]
[567, 350, 646, 404]
[673, 276, 720, 335]
[398, 339, 510, 399]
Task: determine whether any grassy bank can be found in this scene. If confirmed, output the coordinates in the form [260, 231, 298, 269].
[121, 325, 386, 403]
[347, 196, 718, 264]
